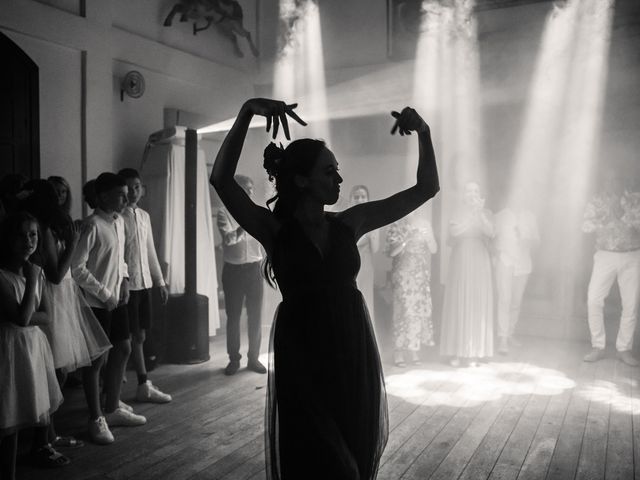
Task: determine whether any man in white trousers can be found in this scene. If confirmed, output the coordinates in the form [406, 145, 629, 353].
[494, 194, 540, 354]
[583, 171, 640, 366]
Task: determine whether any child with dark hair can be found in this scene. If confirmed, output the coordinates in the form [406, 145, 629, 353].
[117, 168, 171, 403]
[82, 179, 98, 212]
[0, 212, 68, 478]
[71, 172, 146, 444]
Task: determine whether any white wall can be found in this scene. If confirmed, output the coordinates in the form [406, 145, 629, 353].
[1, 0, 257, 217]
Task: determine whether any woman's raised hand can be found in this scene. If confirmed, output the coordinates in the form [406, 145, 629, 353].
[390, 107, 429, 136]
[243, 98, 307, 140]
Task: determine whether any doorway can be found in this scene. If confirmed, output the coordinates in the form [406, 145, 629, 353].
[0, 30, 39, 180]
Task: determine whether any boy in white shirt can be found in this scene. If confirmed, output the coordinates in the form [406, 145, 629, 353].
[118, 168, 171, 403]
[72, 173, 146, 444]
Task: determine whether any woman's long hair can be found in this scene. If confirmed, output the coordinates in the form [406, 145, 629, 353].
[47, 176, 72, 215]
[261, 138, 327, 287]
[19, 179, 72, 249]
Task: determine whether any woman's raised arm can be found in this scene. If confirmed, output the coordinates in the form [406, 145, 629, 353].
[340, 107, 440, 239]
[209, 98, 306, 251]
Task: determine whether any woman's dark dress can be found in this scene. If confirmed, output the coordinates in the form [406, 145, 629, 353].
[266, 215, 388, 480]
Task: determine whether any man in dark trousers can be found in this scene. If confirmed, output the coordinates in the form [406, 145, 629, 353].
[217, 174, 265, 375]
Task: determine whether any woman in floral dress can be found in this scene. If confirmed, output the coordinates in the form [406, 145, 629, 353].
[385, 210, 437, 366]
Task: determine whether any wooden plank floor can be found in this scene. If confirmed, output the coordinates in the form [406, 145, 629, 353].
[15, 333, 640, 480]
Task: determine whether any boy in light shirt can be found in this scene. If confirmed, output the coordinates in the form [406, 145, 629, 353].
[72, 172, 146, 444]
[118, 168, 171, 403]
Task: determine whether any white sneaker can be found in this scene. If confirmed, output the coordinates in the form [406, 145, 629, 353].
[101, 396, 133, 412]
[104, 407, 146, 427]
[88, 416, 114, 445]
[136, 380, 172, 403]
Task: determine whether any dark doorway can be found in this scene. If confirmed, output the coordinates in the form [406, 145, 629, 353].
[0, 31, 39, 180]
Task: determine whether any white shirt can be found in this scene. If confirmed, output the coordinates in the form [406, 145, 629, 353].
[71, 209, 128, 308]
[216, 207, 263, 265]
[493, 208, 539, 276]
[121, 206, 166, 291]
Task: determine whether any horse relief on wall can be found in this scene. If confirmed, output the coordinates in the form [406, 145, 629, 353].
[164, 0, 259, 58]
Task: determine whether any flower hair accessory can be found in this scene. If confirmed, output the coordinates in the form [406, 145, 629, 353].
[263, 142, 285, 180]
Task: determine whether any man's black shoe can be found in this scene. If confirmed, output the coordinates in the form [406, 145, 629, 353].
[247, 360, 267, 374]
[225, 360, 240, 376]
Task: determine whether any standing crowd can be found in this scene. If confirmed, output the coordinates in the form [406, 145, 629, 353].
[378, 171, 640, 370]
[0, 169, 171, 479]
[1, 94, 638, 480]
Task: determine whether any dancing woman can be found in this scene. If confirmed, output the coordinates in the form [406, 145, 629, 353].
[210, 98, 439, 480]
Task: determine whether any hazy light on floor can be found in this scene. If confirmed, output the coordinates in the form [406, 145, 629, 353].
[385, 362, 576, 407]
[578, 376, 639, 414]
[385, 359, 638, 415]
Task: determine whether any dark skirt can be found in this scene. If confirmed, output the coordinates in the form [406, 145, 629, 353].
[265, 286, 388, 480]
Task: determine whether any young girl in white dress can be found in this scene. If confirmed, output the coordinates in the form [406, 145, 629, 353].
[23, 179, 112, 446]
[0, 212, 68, 479]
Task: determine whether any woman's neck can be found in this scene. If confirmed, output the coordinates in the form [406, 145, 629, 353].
[293, 198, 325, 226]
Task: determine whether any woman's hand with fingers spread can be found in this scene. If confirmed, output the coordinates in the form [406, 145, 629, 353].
[390, 107, 429, 136]
[242, 98, 307, 140]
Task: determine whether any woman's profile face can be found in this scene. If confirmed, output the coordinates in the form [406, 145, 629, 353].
[304, 148, 343, 205]
[350, 187, 369, 205]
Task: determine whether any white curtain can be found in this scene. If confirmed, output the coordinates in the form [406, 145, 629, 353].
[141, 140, 220, 334]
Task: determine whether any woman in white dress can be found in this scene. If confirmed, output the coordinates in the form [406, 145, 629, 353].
[440, 182, 494, 367]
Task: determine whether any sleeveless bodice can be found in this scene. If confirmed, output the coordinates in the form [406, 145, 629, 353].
[271, 215, 360, 298]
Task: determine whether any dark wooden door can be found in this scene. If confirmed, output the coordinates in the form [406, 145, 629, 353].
[0, 31, 39, 180]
